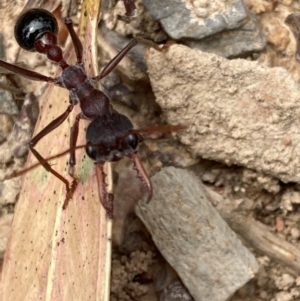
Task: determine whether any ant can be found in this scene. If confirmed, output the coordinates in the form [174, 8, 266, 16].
[1, 5, 156, 216]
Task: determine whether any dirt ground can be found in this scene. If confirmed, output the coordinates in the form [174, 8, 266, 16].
[2, 0, 300, 301]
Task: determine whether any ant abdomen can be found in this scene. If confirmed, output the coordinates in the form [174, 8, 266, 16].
[14, 9, 58, 52]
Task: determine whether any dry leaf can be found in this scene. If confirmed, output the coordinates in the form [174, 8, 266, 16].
[0, 0, 113, 300]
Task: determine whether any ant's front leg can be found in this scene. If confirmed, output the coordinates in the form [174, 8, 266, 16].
[129, 153, 153, 203]
[93, 39, 138, 81]
[0, 60, 56, 82]
[95, 163, 114, 219]
[29, 104, 74, 206]
[64, 17, 83, 64]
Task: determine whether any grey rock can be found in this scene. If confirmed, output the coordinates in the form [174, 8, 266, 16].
[100, 21, 148, 72]
[142, 0, 249, 40]
[186, 13, 266, 58]
[136, 167, 259, 301]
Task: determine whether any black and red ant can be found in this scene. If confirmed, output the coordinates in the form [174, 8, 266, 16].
[1, 4, 176, 216]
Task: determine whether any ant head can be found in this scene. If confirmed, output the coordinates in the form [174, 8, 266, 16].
[14, 9, 58, 52]
[85, 113, 143, 163]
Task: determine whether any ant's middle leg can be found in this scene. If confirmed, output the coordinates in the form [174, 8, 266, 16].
[29, 105, 74, 199]
[61, 112, 86, 209]
[68, 112, 85, 176]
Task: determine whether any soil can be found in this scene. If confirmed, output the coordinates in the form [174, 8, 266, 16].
[2, 0, 300, 301]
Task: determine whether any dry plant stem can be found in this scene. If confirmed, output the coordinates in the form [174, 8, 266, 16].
[231, 216, 300, 273]
[46, 201, 65, 300]
[97, 164, 112, 301]
[79, 1, 113, 300]
[208, 189, 300, 273]
[0, 1, 112, 300]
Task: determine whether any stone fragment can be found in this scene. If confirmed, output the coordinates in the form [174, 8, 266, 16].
[0, 114, 13, 143]
[142, 0, 248, 40]
[186, 13, 266, 58]
[146, 44, 300, 183]
[0, 78, 19, 116]
[159, 279, 194, 301]
[275, 274, 295, 290]
[136, 167, 259, 301]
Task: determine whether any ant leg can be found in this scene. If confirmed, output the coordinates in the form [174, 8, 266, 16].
[135, 37, 171, 52]
[95, 164, 114, 218]
[62, 113, 86, 209]
[64, 18, 83, 64]
[93, 39, 138, 81]
[68, 112, 85, 175]
[118, 0, 137, 23]
[29, 105, 74, 201]
[123, 0, 137, 17]
[129, 153, 153, 203]
[0, 60, 55, 82]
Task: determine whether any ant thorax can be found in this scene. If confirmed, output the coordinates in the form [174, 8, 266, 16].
[59, 64, 87, 90]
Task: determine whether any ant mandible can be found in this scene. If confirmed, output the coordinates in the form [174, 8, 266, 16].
[1, 6, 151, 216]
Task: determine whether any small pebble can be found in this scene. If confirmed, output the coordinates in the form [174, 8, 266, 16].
[275, 216, 285, 232]
[257, 256, 270, 266]
[275, 274, 295, 290]
[259, 290, 268, 299]
[290, 287, 300, 298]
[159, 279, 194, 301]
[201, 172, 217, 183]
[275, 291, 293, 301]
[0, 113, 13, 143]
[290, 227, 300, 240]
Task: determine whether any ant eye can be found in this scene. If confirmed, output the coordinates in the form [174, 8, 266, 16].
[14, 9, 58, 52]
[124, 134, 140, 149]
[85, 145, 98, 161]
